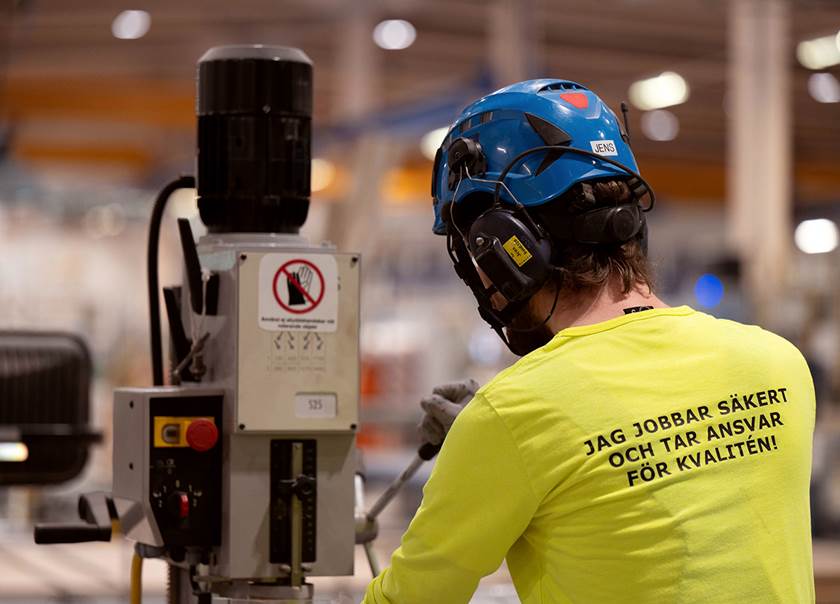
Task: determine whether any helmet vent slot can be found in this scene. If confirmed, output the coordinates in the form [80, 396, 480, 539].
[538, 82, 587, 93]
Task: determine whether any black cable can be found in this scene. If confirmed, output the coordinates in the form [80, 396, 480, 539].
[148, 175, 196, 387]
[492, 144, 655, 212]
[620, 102, 632, 146]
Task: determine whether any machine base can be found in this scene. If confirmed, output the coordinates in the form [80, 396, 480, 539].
[213, 580, 314, 602]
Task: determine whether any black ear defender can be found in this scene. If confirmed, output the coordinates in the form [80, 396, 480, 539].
[442, 135, 654, 333]
[536, 181, 645, 246]
[570, 180, 645, 244]
[571, 203, 644, 245]
[466, 206, 553, 304]
[447, 137, 486, 189]
[450, 136, 554, 306]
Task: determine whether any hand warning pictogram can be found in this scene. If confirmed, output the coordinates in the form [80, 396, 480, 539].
[287, 266, 314, 306]
[272, 259, 325, 314]
[260, 253, 338, 333]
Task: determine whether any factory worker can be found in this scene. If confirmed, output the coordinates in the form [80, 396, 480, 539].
[363, 80, 815, 604]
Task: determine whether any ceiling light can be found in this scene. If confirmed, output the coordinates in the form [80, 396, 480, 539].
[795, 218, 839, 254]
[640, 109, 679, 141]
[796, 33, 840, 70]
[112, 10, 151, 40]
[373, 19, 416, 50]
[628, 72, 689, 111]
[420, 127, 449, 160]
[808, 72, 840, 103]
[311, 158, 336, 193]
[0, 443, 28, 462]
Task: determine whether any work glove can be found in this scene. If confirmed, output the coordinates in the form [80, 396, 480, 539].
[419, 379, 480, 446]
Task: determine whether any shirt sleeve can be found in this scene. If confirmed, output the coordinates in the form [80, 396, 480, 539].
[362, 392, 540, 604]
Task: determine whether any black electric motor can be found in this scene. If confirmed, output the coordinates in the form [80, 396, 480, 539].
[197, 45, 313, 234]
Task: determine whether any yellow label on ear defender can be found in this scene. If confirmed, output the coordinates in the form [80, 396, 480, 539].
[503, 235, 533, 267]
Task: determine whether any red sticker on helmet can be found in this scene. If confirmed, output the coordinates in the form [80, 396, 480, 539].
[559, 92, 589, 109]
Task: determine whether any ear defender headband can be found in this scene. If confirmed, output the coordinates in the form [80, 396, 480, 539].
[442, 136, 656, 354]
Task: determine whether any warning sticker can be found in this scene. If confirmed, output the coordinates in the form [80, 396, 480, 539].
[258, 254, 338, 332]
[502, 235, 533, 267]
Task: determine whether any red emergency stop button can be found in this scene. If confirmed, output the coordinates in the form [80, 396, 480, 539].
[186, 419, 218, 452]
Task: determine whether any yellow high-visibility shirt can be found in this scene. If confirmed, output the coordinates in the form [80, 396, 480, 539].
[362, 306, 815, 604]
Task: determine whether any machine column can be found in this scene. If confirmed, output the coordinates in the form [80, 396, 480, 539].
[726, 0, 793, 325]
[487, 0, 541, 86]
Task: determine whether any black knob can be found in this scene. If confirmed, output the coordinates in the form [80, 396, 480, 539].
[294, 475, 316, 499]
[167, 491, 190, 520]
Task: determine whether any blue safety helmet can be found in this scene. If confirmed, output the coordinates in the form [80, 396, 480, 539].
[431, 79, 641, 235]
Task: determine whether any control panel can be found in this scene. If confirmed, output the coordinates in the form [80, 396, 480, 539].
[148, 395, 223, 548]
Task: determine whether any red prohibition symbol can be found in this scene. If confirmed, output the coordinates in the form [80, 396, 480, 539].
[273, 259, 325, 314]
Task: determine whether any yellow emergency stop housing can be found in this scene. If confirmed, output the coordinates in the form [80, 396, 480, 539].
[153, 416, 214, 448]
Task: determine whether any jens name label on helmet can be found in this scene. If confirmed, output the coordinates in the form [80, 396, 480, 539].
[590, 140, 618, 156]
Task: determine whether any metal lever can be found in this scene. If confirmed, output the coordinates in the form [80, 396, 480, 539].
[34, 491, 115, 544]
[176, 218, 218, 315]
[170, 332, 209, 384]
[34, 524, 111, 544]
[356, 442, 442, 577]
[163, 286, 192, 369]
[366, 443, 440, 522]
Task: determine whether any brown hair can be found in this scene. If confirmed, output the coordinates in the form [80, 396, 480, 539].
[539, 179, 654, 295]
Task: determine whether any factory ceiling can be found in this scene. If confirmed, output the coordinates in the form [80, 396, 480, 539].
[2, 0, 840, 203]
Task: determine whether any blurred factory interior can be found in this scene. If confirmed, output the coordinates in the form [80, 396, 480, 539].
[2, 0, 840, 601]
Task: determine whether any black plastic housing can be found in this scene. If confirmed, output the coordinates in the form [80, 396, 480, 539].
[0, 331, 97, 485]
[196, 45, 313, 234]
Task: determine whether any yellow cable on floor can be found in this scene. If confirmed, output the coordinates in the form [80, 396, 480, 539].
[130, 552, 143, 604]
